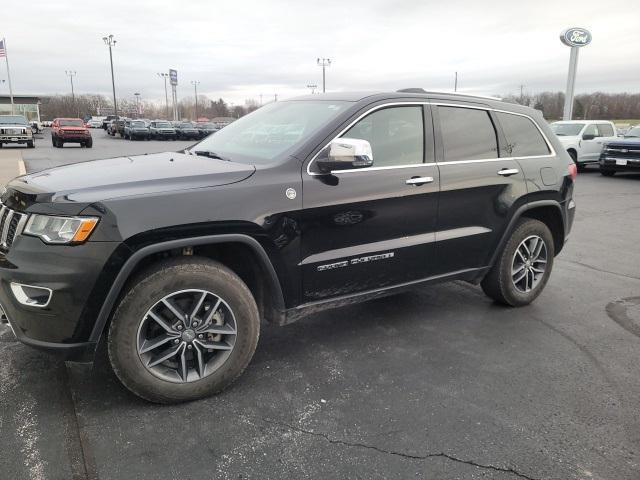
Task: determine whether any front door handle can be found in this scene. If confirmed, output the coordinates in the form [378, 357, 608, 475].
[405, 176, 434, 186]
[497, 168, 519, 177]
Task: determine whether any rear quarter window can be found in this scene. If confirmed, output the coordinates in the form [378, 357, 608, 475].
[496, 112, 550, 157]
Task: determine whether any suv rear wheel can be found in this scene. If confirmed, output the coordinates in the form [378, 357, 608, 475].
[481, 218, 554, 306]
[108, 257, 260, 403]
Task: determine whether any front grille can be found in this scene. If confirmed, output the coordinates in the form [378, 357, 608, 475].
[0, 202, 28, 252]
[604, 146, 640, 159]
[1, 128, 26, 135]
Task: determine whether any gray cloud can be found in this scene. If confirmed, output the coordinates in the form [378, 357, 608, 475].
[2, 0, 638, 104]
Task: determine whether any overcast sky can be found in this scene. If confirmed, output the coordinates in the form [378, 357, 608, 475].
[3, 0, 639, 105]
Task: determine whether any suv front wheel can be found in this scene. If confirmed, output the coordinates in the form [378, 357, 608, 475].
[481, 218, 554, 306]
[108, 257, 260, 403]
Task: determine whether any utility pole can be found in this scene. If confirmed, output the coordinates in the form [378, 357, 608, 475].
[191, 80, 200, 120]
[102, 35, 118, 119]
[307, 84, 318, 94]
[259, 93, 263, 106]
[134, 92, 141, 117]
[454, 72, 458, 92]
[274, 93, 277, 102]
[65, 70, 77, 116]
[519, 84, 525, 104]
[316, 58, 331, 93]
[157, 73, 170, 119]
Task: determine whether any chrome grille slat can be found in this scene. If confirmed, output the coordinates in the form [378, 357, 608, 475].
[0, 201, 27, 252]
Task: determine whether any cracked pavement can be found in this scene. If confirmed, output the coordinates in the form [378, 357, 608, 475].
[1, 141, 639, 480]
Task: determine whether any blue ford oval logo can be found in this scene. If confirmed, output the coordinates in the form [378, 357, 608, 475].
[560, 28, 592, 47]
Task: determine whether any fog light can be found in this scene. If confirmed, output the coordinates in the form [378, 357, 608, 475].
[10, 283, 52, 308]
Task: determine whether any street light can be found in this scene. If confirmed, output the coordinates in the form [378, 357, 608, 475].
[316, 58, 331, 93]
[157, 73, 170, 119]
[65, 70, 77, 116]
[102, 35, 118, 119]
[191, 80, 200, 120]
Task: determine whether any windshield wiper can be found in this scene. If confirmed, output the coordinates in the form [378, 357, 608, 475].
[192, 150, 232, 161]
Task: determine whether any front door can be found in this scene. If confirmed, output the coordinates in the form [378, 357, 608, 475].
[580, 124, 602, 162]
[300, 104, 439, 303]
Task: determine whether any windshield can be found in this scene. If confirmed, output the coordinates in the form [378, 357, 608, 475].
[625, 127, 640, 138]
[550, 123, 585, 136]
[59, 119, 84, 127]
[0, 115, 28, 125]
[179, 123, 194, 128]
[131, 121, 146, 127]
[155, 122, 171, 127]
[191, 101, 350, 164]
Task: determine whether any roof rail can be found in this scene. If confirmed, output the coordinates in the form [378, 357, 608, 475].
[397, 88, 502, 101]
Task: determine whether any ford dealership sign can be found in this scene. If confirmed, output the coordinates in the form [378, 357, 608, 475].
[560, 28, 592, 47]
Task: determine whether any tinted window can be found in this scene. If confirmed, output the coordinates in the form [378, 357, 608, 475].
[342, 106, 423, 167]
[438, 106, 498, 161]
[550, 123, 584, 136]
[597, 124, 614, 137]
[496, 112, 549, 157]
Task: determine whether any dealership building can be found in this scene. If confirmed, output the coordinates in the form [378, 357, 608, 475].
[0, 95, 41, 122]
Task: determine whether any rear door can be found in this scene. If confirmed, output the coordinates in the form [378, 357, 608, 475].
[432, 103, 528, 275]
[300, 103, 440, 303]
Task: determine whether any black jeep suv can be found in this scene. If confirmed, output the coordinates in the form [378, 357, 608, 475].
[0, 90, 575, 403]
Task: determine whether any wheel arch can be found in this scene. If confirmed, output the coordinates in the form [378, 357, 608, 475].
[88, 234, 286, 343]
[488, 200, 566, 270]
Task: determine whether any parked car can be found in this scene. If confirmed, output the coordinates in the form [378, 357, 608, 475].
[0, 115, 34, 148]
[195, 122, 219, 139]
[106, 120, 118, 136]
[0, 90, 575, 403]
[102, 115, 117, 130]
[175, 122, 200, 140]
[51, 118, 92, 148]
[550, 120, 617, 170]
[599, 125, 640, 176]
[149, 120, 177, 139]
[124, 120, 151, 140]
[109, 119, 127, 138]
[30, 121, 44, 134]
[87, 119, 103, 128]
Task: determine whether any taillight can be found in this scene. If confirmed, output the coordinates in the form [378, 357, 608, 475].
[568, 163, 577, 181]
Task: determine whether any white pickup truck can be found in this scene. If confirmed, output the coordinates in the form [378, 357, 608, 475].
[550, 120, 618, 170]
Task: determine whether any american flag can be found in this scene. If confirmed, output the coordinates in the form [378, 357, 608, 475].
[0, 39, 6, 58]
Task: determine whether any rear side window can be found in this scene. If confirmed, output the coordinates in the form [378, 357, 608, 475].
[342, 106, 424, 167]
[496, 112, 550, 157]
[438, 106, 498, 161]
[597, 124, 614, 137]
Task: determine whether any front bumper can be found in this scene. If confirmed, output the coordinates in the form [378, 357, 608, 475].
[59, 134, 91, 142]
[599, 156, 640, 172]
[0, 135, 31, 143]
[0, 235, 120, 361]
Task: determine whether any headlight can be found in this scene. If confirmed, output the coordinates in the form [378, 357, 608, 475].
[24, 214, 99, 244]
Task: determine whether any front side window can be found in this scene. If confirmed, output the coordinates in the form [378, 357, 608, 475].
[597, 124, 614, 137]
[496, 112, 550, 157]
[342, 106, 424, 167]
[438, 106, 498, 161]
[583, 124, 597, 137]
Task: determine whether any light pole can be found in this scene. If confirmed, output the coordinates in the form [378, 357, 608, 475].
[191, 80, 200, 120]
[560, 28, 592, 120]
[454, 72, 458, 92]
[317, 58, 331, 93]
[65, 70, 77, 116]
[134, 92, 141, 117]
[102, 35, 118, 119]
[157, 73, 169, 119]
[307, 84, 318, 94]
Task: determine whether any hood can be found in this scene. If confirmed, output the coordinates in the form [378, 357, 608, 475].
[7, 151, 256, 206]
[603, 138, 640, 147]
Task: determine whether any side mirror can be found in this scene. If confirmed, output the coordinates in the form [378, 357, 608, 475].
[582, 133, 596, 141]
[316, 138, 374, 174]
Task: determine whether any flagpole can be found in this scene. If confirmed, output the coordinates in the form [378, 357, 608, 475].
[3, 38, 14, 115]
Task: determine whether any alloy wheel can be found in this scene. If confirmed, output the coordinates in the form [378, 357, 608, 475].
[511, 235, 548, 293]
[136, 289, 237, 383]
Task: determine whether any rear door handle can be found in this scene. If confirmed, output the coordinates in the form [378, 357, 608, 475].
[497, 168, 519, 177]
[405, 176, 434, 185]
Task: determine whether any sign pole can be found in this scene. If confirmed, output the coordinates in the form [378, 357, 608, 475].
[563, 47, 579, 120]
[560, 27, 591, 121]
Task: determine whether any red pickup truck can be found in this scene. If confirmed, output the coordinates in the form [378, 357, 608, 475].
[51, 118, 93, 148]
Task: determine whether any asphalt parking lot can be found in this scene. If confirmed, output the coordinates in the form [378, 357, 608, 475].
[1, 135, 639, 480]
